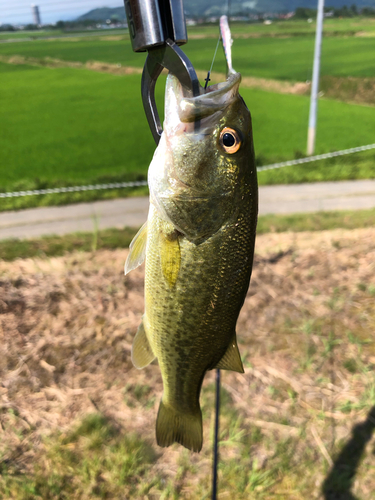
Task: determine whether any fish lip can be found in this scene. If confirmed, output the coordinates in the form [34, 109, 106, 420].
[199, 72, 242, 98]
[180, 73, 241, 122]
[165, 72, 242, 126]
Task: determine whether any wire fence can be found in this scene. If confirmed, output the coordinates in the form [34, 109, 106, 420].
[1, 143, 374, 200]
[256, 143, 375, 171]
[0, 181, 147, 199]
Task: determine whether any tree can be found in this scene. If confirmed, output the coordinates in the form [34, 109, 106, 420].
[295, 7, 316, 19]
[362, 7, 375, 16]
[0, 24, 15, 31]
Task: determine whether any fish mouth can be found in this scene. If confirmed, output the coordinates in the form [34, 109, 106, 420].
[164, 72, 241, 129]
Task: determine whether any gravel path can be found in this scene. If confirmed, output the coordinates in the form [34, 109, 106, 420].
[0, 179, 374, 240]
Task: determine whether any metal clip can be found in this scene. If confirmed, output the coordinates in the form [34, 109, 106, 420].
[124, 0, 201, 144]
[141, 39, 200, 144]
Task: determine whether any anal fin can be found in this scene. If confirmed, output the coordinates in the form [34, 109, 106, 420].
[125, 221, 147, 275]
[214, 335, 244, 373]
[131, 318, 155, 369]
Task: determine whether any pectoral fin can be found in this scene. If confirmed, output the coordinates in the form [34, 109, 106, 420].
[125, 221, 147, 275]
[214, 335, 244, 373]
[160, 232, 181, 288]
[131, 319, 155, 369]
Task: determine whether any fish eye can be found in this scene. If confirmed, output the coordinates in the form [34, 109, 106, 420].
[219, 127, 241, 154]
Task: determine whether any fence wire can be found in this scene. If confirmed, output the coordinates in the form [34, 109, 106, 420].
[256, 143, 375, 172]
[1, 143, 374, 199]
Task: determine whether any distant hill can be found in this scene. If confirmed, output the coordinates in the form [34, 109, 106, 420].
[77, 7, 126, 22]
[76, 1, 375, 21]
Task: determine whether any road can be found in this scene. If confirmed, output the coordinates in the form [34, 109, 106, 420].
[0, 180, 374, 241]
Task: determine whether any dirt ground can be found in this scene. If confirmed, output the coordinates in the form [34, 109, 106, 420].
[1, 226, 375, 498]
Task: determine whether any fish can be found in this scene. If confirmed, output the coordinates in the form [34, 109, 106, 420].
[125, 71, 258, 452]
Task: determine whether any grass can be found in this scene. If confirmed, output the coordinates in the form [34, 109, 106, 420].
[244, 87, 375, 159]
[0, 60, 374, 212]
[1, 17, 375, 43]
[0, 28, 129, 40]
[0, 413, 160, 499]
[0, 185, 150, 212]
[0, 409, 308, 499]
[0, 30, 63, 40]
[1, 206, 375, 261]
[1, 224, 375, 498]
[2, 144, 375, 210]
[0, 226, 137, 261]
[186, 17, 375, 37]
[2, 31, 375, 81]
[0, 64, 154, 191]
[0, 36, 144, 69]
[256, 206, 375, 234]
[257, 150, 375, 185]
[187, 34, 375, 82]
[0, 20, 374, 211]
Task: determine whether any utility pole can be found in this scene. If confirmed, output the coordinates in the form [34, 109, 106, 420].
[31, 4, 41, 26]
[307, 0, 324, 156]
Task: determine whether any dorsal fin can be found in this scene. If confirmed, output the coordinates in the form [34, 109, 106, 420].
[131, 318, 155, 369]
[214, 335, 244, 373]
[125, 221, 147, 275]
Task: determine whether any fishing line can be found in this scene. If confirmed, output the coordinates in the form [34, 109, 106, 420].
[204, 29, 225, 500]
[205, 19, 229, 499]
[212, 368, 221, 500]
[204, 35, 221, 90]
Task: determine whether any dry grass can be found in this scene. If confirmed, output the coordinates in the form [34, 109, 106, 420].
[0, 54, 308, 97]
[201, 70, 310, 95]
[320, 75, 375, 106]
[0, 55, 143, 76]
[3, 54, 375, 105]
[0, 227, 375, 498]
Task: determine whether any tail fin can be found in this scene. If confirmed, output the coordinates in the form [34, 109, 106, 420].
[156, 399, 203, 453]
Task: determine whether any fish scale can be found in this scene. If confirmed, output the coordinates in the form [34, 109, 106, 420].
[125, 72, 258, 452]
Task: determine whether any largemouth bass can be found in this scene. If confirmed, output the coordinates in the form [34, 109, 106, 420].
[125, 72, 258, 452]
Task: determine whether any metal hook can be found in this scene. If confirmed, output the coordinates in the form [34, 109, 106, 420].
[141, 39, 201, 144]
[124, 1, 201, 143]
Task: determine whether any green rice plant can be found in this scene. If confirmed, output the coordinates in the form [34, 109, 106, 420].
[0, 61, 374, 213]
[2, 27, 375, 81]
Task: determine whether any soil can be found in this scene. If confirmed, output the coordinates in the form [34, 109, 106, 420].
[1, 226, 375, 496]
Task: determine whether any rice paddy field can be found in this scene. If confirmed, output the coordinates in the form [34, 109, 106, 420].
[0, 17, 375, 210]
[1, 32, 375, 81]
[0, 62, 374, 187]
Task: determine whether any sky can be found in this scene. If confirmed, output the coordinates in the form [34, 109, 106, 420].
[0, 1, 124, 25]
